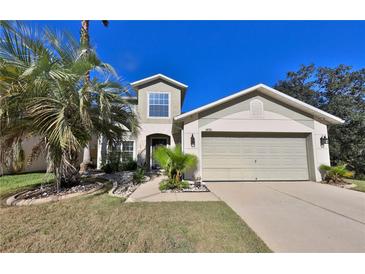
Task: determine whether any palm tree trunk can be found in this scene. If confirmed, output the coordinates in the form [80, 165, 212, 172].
[80, 20, 91, 173]
[55, 156, 81, 192]
[79, 20, 109, 173]
[81, 20, 90, 82]
[54, 166, 62, 192]
[80, 20, 90, 52]
[82, 143, 91, 163]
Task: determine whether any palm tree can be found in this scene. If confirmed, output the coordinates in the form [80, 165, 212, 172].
[0, 21, 138, 190]
[153, 145, 198, 187]
[80, 20, 109, 172]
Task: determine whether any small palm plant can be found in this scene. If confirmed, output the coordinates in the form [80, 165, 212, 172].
[153, 145, 198, 190]
[320, 164, 354, 184]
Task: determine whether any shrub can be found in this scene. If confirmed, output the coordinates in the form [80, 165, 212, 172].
[132, 168, 145, 184]
[180, 180, 189, 189]
[320, 164, 354, 184]
[101, 151, 121, 173]
[159, 179, 189, 191]
[100, 163, 114, 174]
[121, 160, 137, 171]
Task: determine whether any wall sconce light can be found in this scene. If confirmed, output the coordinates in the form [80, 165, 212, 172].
[190, 134, 195, 147]
[320, 135, 329, 146]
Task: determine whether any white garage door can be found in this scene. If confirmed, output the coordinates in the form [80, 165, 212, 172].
[202, 134, 309, 181]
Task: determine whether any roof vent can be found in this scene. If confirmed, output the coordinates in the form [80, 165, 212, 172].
[250, 99, 264, 118]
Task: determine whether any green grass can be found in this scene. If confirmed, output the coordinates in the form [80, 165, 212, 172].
[0, 173, 54, 198]
[346, 179, 365, 193]
[0, 174, 270, 253]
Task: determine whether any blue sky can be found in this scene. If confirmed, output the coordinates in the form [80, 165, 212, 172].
[31, 21, 365, 112]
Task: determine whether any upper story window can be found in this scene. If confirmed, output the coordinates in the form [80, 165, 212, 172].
[148, 92, 169, 118]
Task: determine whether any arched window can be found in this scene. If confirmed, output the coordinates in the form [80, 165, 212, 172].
[250, 99, 264, 118]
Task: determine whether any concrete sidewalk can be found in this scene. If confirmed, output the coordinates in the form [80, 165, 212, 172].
[126, 175, 219, 202]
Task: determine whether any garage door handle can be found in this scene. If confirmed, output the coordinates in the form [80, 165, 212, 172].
[255, 160, 257, 163]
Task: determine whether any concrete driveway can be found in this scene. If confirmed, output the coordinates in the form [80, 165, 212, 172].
[207, 182, 365, 252]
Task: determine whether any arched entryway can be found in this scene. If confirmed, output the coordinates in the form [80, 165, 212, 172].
[146, 133, 171, 169]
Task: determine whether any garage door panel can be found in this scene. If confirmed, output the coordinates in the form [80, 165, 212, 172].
[203, 158, 255, 168]
[203, 168, 308, 181]
[255, 168, 309, 180]
[202, 135, 309, 181]
[203, 168, 257, 181]
[203, 158, 308, 169]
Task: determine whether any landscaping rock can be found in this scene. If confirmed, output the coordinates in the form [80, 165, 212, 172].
[99, 171, 151, 199]
[6, 182, 104, 206]
[161, 181, 210, 193]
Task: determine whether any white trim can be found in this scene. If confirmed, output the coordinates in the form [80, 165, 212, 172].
[174, 84, 344, 125]
[131, 73, 188, 89]
[149, 136, 169, 168]
[147, 91, 171, 119]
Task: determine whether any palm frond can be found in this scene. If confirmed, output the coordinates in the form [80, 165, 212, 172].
[0, 20, 139, 186]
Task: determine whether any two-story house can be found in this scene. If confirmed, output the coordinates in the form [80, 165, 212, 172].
[8, 73, 344, 182]
[96, 73, 344, 183]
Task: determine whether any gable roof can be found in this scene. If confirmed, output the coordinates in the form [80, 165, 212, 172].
[131, 73, 188, 89]
[174, 84, 344, 125]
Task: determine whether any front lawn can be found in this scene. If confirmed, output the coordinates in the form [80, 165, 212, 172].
[346, 179, 365, 193]
[0, 173, 54, 198]
[0, 176, 270, 253]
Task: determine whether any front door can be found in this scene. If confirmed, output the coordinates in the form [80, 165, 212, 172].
[151, 138, 168, 169]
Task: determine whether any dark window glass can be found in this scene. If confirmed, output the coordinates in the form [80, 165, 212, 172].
[149, 93, 169, 117]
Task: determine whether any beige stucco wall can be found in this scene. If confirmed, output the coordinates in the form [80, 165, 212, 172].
[181, 114, 200, 180]
[136, 80, 182, 124]
[199, 93, 314, 131]
[135, 123, 178, 167]
[133, 80, 183, 167]
[312, 120, 331, 180]
[182, 92, 331, 182]
[2, 136, 91, 175]
[1, 137, 47, 175]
